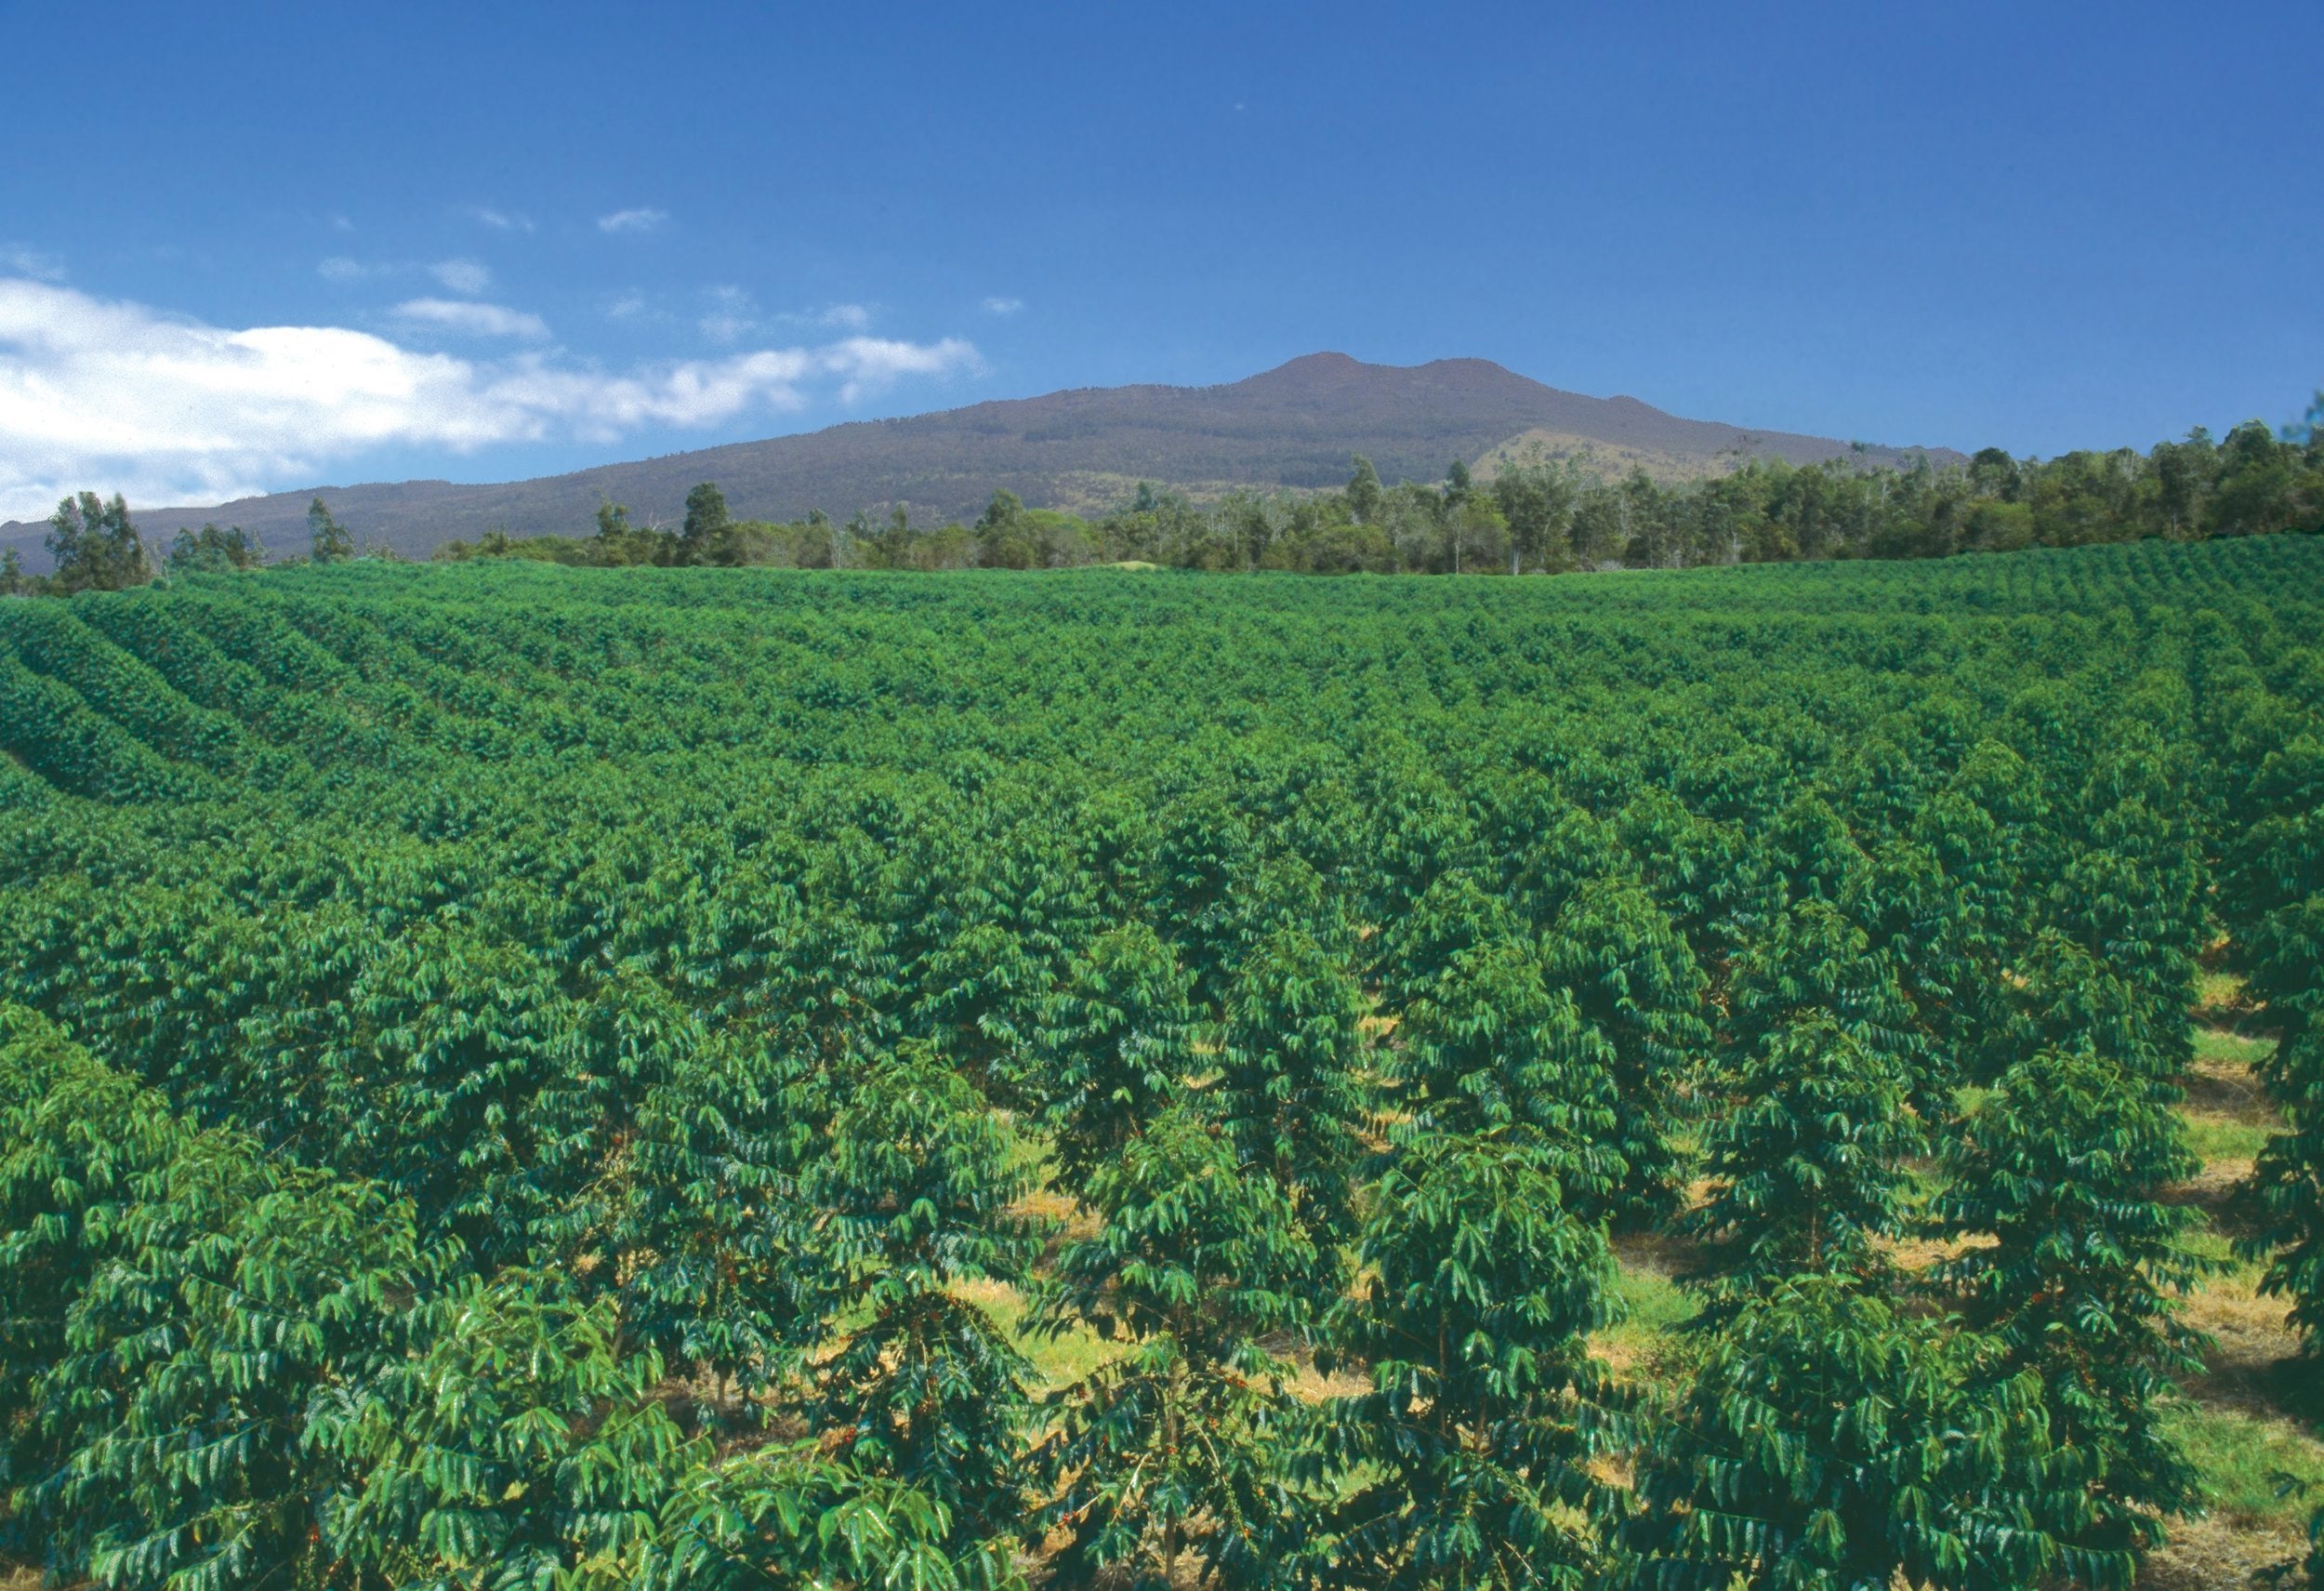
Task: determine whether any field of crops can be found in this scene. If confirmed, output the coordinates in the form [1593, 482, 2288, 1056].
[4, 537, 2322, 1591]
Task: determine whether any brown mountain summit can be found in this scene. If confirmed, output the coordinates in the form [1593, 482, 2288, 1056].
[3, 354, 1958, 563]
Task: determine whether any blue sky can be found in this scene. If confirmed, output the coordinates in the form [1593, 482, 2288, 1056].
[2, 0, 2317, 520]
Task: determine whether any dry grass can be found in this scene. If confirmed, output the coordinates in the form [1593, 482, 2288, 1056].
[2141, 1028, 2324, 1584]
[2193, 968, 2254, 1027]
[2138, 1511, 2310, 1590]
[2185, 1046, 2279, 1124]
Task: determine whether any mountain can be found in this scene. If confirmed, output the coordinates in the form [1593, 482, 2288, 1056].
[3, 354, 1961, 565]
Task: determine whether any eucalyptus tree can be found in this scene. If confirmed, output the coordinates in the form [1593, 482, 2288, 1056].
[46, 490, 152, 591]
[306, 494, 355, 563]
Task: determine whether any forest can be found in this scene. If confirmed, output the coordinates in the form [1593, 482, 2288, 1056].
[6, 395, 2322, 592]
[412, 407, 2324, 575]
[2, 534, 2323, 1590]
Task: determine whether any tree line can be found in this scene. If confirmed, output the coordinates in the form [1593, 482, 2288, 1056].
[7, 391, 2320, 591]
[432, 397, 2324, 573]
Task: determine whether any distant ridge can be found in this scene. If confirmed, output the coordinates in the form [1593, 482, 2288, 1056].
[2, 354, 1960, 564]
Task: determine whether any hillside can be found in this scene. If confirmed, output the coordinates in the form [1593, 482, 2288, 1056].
[0, 353, 1958, 563]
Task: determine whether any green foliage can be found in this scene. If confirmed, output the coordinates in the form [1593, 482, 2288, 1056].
[2226, 734, 2324, 1358]
[1214, 923, 1369, 1247]
[1031, 1106, 1320, 1589]
[0, 536, 2318, 1584]
[1346, 453, 1384, 524]
[307, 495, 355, 563]
[0, 1007, 991, 1591]
[1723, 899, 1937, 1120]
[1933, 1046, 2208, 1556]
[323, 1270, 687, 1588]
[1312, 1129, 1625, 1590]
[1627, 1274, 2067, 1591]
[810, 1043, 1039, 1575]
[1686, 1011, 1923, 1300]
[1393, 936, 1627, 1212]
[2248, 975, 2324, 1356]
[0, 1006, 436, 1591]
[46, 489, 152, 591]
[680, 479, 733, 563]
[1538, 875, 1709, 1224]
[165, 522, 266, 573]
[1037, 921, 1199, 1187]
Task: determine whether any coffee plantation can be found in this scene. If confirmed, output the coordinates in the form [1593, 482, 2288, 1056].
[3, 535, 2322, 1589]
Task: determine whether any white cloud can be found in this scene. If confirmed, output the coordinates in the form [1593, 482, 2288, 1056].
[462, 206, 534, 232]
[818, 336, 985, 404]
[605, 290, 649, 320]
[699, 285, 758, 343]
[598, 207, 668, 234]
[318, 256, 371, 282]
[328, 213, 355, 233]
[429, 259, 494, 295]
[983, 296, 1024, 315]
[779, 302, 875, 331]
[0, 276, 980, 520]
[2, 245, 65, 282]
[393, 298, 550, 339]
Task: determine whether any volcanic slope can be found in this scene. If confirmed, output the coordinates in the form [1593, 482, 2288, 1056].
[0, 353, 1956, 563]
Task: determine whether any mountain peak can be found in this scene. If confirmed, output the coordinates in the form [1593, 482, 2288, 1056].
[1264, 351, 1367, 376]
[2, 357, 1959, 565]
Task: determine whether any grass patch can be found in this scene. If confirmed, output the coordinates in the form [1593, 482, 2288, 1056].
[2163, 1399, 2324, 1530]
[2185, 1115, 2275, 1164]
[2194, 1028, 2277, 1069]
[1598, 1239, 1700, 1380]
[962, 1278, 1124, 1390]
[2195, 969, 2251, 1024]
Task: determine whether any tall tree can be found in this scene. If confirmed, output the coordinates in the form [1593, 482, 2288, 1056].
[46, 491, 152, 591]
[306, 495, 355, 563]
[165, 523, 264, 573]
[1345, 454, 1383, 524]
[974, 489, 1030, 567]
[680, 481, 733, 563]
[1491, 457, 1577, 575]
